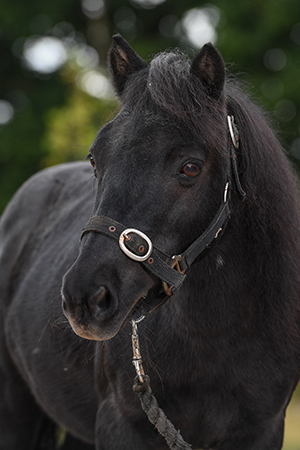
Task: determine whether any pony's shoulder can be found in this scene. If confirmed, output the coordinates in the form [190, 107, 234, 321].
[24, 160, 92, 192]
[0, 161, 93, 308]
[1, 161, 92, 223]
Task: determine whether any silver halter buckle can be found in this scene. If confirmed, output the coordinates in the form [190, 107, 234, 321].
[119, 228, 153, 262]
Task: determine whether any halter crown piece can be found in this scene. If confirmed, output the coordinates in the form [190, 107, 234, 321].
[80, 116, 246, 314]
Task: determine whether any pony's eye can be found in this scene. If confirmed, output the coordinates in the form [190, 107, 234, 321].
[89, 154, 96, 169]
[87, 153, 97, 177]
[181, 163, 201, 177]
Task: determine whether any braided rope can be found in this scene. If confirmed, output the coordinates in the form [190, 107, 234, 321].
[133, 375, 192, 450]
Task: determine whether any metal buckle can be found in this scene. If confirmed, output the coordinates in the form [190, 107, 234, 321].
[119, 228, 153, 262]
[162, 255, 185, 296]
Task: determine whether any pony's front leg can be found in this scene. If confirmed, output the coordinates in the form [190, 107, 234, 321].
[95, 397, 167, 450]
[0, 352, 49, 450]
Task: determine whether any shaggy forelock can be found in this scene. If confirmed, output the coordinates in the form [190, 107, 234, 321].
[147, 51, 226, 148]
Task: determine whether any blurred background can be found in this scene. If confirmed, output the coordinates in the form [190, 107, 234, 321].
[0, 0, 299, 447]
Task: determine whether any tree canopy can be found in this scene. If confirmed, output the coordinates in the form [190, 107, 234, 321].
[1, 0, 300, 212]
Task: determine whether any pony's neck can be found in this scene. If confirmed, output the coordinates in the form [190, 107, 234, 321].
[163, 232, 250, 336]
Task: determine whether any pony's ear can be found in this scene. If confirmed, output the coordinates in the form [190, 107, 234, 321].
[109, 34, 148, 97]
[190, 43, 225, 100]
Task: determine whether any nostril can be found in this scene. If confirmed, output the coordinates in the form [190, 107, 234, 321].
[61, 292, 71, 317]
[62, 299, 68, 312]
[89, 285, 115, 320]
[97, 285, 110, 309]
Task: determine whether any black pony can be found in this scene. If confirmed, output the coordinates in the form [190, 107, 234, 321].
[1, 35, 300, 450]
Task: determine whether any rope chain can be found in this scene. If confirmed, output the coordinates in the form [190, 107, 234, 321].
[131, 319, 192, 450]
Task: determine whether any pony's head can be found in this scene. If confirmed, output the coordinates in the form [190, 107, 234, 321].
[61, 36, 234, 340]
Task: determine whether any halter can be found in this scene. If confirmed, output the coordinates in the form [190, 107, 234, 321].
[80, 116, 245, 314]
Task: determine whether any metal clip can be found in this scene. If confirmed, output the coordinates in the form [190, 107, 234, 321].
[131, 317, 145, 383]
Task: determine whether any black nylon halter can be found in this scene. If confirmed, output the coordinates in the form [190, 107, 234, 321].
[81, 193, 230, 290]
[80, 116, 245, 314]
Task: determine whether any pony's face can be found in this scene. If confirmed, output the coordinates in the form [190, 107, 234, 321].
[62, 36, 228, 341]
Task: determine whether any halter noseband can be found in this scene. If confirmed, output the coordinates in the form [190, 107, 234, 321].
[80, 116, 245, 312]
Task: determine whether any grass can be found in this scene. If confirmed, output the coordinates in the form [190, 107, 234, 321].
[282, 386, 300, 450]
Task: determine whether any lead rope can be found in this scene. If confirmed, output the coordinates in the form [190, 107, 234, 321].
[131, 318, 192, 450]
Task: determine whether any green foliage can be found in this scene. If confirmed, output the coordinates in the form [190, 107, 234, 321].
[41, 89, 118, 167]
[1, 0, 300, 213]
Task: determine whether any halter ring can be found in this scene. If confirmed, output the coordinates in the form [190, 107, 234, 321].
[227, 115, 239, 149]
[119, 228, 153, 262]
